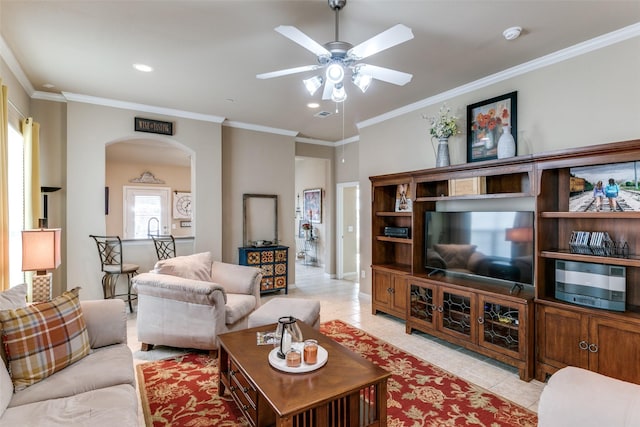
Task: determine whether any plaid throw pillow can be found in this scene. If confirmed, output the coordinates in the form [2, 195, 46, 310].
[0, 287, 90, 391]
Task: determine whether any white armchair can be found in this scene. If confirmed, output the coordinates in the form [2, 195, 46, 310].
[132, 252, 262, 353]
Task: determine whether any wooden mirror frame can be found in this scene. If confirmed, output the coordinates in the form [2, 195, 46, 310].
[243, 194, 278, 247]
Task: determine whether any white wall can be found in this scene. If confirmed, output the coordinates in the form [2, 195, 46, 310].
[66, 101, 222, 300]
[358, 37, 640, 296]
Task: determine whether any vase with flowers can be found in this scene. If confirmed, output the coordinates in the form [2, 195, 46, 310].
[424, 104, 459, 167]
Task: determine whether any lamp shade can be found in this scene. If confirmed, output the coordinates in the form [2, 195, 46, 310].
[22, 228, 62, 272]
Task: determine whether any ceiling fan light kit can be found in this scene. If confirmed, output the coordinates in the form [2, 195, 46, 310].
[257, 0, 414, 103]
[303, 76, 324, 96]
[331, 84, 347, 103]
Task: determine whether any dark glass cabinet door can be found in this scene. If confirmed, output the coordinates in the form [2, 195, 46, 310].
[478, 295, 524, 359]
[440, 288, 476, 342]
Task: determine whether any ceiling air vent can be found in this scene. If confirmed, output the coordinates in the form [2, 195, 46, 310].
[314, 111, 332, 118]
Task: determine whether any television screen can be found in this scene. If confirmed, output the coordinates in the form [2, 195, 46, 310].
[425, 211, 534, 286]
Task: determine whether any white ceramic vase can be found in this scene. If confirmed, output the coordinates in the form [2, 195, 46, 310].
[435, 137, 450, 167]
[497, 125, 516, 159]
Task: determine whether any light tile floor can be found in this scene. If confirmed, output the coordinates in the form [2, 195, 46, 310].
[127, 263, 545, 425]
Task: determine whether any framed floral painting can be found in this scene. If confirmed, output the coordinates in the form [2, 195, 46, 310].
[466, 91, 517, 163]
[303, 188, 322, 223]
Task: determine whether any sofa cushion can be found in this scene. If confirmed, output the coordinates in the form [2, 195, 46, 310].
[0, 284, 28, 369]
[8, 343, 135, 408]
[211, 261, 261, 295]
[433, 244, 477, 269]
[0, 383, 138, 427]
[0, 287, 90, 391]
[225, 294, 257, 325]
[0, 358, 11, 420]
[153, 251, 212, 281]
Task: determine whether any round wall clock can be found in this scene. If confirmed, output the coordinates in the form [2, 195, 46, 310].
[173, 192, 192, 219]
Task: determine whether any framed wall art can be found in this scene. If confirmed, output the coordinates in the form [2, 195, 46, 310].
[467, 91, 517, 163]
[303, 188, 322, 223]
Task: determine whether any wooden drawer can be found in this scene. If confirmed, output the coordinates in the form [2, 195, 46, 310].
[230, 360, 258, 405]
[229, 360, 257, 424]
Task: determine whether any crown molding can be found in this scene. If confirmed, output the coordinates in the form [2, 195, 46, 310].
[358, 22, 640, 131]
[0, 34, 35, 95]
[295, 136, 337, 147]
[334, 135, 360, 146]
[223, 120, 298, 137]
[62, 92, 225, 123]
[32, 91, 67, 102]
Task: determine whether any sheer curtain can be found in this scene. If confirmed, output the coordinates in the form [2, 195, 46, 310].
[22, 117, 41, 229]
[0, 80, 9, 291]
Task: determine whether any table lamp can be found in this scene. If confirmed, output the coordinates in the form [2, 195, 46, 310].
[22, 228, 62, 302]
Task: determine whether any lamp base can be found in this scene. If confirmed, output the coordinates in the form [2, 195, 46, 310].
[32, 273, 52, 302]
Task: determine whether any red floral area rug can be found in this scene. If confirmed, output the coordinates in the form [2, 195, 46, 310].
[136, 319, 537, 427]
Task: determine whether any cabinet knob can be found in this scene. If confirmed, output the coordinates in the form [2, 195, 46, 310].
[387, 287, 393, 293]
[243, 386, 249, 393]
[588, 343, 599, 353]
[229, 385, 236, 392]
[578, 340, 589, 350]
[477, 317, 484, 324]
[437, 306, 443, 313]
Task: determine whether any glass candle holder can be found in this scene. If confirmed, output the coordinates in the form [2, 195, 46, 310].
[286, 349, 302, 368]
[303, 339, 318, 365]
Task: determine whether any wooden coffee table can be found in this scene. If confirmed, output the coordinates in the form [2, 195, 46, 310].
[218, 322, 390, 427]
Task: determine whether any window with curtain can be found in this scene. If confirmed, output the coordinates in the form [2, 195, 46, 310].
[8, 124, 24, 286]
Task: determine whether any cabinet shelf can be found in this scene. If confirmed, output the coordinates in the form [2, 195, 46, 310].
[415, 192, 530, 203]
[540, 211, 640, 219]
[540, 250, 640, 267]
[375, 211, 412, 217]
[376, 236, 412, 244]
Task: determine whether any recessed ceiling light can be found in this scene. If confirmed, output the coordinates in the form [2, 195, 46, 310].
[133, 63, 153, 72]
[307, 102, 320, 109]
[42, 83, 55, 89]
[503, 26, 522, 41]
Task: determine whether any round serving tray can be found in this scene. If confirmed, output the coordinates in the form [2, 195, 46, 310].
[268, 344, 328, 373]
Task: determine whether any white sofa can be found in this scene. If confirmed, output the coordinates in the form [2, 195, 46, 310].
[132, 252, 262, 352]
[538, 366, 640, 427]
[0, 286, 137, 426]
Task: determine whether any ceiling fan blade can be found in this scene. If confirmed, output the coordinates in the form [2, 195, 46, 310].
[275, 25, 331, 57]
[357, 64, 413, 86]
[321, 82, 334, 100]
[256, 64, 320, 79]
[347, 24, 414, 60]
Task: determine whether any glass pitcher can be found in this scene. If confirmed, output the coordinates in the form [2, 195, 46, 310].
[275, 316, 303, 359]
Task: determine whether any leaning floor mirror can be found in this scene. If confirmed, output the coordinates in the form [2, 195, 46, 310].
[243, 194, 278, 247]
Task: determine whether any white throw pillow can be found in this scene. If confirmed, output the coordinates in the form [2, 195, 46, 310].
[0, 283, 27, 310]
[153, 252, 213, 282]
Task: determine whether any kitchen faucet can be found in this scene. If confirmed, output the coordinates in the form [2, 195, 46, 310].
[147, 217, 160, 237]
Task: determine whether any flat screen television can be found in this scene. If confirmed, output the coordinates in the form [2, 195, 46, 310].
[425, 211, 534, 287]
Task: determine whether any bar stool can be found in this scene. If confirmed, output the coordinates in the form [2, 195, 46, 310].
[151, 234, 176, 260]
[90, 235, 139, 312]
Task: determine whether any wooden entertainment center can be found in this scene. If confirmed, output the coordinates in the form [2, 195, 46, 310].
[370, 139, 640, 384]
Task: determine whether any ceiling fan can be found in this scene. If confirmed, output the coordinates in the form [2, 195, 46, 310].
[256, 0, 414, 103]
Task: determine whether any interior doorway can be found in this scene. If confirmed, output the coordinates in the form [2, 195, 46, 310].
[336, 182, 359, 281]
